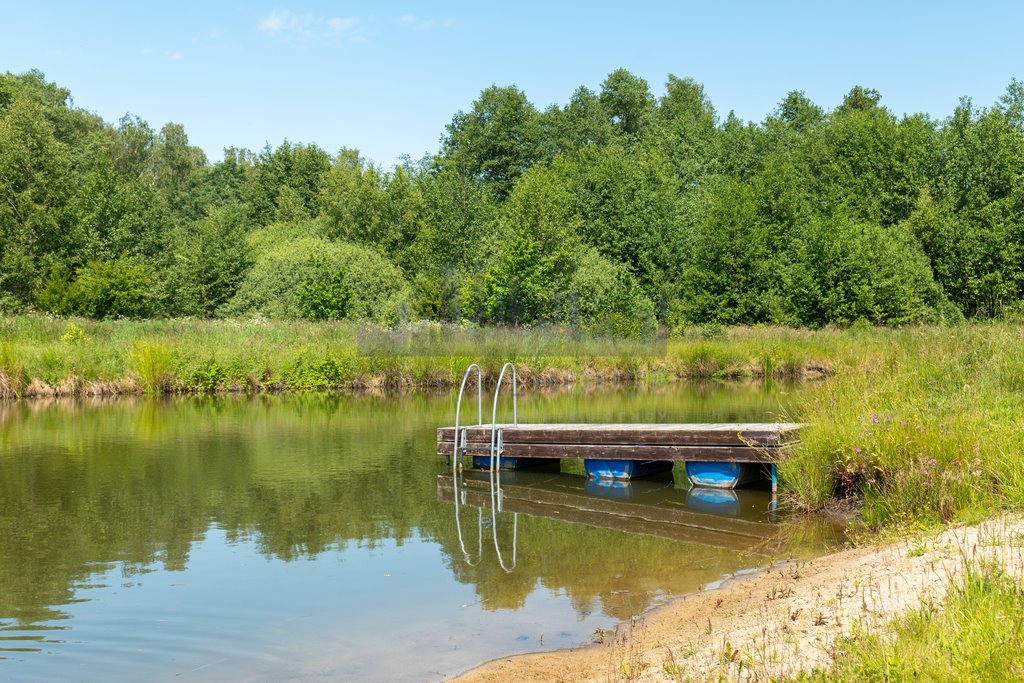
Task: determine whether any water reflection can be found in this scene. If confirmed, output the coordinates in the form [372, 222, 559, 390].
[441, 468, 781, 557]
[0, 384, 832, 681]
[451, 463, 519, 573]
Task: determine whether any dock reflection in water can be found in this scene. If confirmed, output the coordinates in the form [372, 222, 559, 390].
[439, 466, 783, 558]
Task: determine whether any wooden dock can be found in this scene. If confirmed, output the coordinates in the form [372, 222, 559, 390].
[437, 422, 802, 488]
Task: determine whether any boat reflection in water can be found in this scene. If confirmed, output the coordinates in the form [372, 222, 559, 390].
[439, 465, 782, 561]
[583, 477, 633, 500]
[685, 486, 744, 516]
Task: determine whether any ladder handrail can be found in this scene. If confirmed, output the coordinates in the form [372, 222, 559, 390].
[488, 362, 518, 572]
[452, 478, 483, 566]
[490, 497, 518, 573]
[488, 362, 517, 473]
[487, 462, 518, 573]
[451, 363, 483, 471]
[452, 363, 484, 566]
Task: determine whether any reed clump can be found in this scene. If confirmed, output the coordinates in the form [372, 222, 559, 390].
[131, 340, 175, 393]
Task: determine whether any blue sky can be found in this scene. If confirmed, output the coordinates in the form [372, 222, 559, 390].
[2, 1, 1021, 167]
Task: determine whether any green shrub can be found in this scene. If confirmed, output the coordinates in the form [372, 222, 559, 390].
[794, 216, 949, 326]
[34, 268, 77, 315]
[246, 219, 324, 254]
[37, 259, 154, 319]
[188, 359, 226, 393]
[559, 248, 656, 337]
[60, 322, 88, 345]
[297, 269, 351, 320]
[284, 355, 355, 389]
[222, 236, 409, 321]
[160, 203, 253, 317]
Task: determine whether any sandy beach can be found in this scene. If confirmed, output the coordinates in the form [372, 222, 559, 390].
[455, 516, 1024, 682]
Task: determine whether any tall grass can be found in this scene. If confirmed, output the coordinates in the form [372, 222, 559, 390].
[784, 324, 1024, 526]
[131, 340, 175, 393]
[0, 316, 852, 397]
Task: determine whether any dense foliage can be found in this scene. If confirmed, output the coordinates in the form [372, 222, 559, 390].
[2, 69, 1023, 331]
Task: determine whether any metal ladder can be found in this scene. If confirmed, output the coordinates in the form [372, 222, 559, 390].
[450, 361, 518, 472]
[450, 362, 519, 572]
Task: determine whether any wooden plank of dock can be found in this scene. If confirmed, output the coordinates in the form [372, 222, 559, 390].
[438, 423, 802, 446]
[437, 422, 801, 463]
[437, 442, 791, 462]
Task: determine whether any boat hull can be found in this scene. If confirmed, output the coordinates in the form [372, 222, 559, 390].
[584, 459, 673, 480]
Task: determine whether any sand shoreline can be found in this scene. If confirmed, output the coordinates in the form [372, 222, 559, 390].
[453, 516, 1024, 682]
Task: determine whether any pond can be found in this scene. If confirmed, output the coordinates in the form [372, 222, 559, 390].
[0, 383, 837, 682]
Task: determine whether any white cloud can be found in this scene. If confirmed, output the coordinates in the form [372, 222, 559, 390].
[258, 10, 292, 36]
[164, 50, 184, 61]
[258, 10, 365, 43]
[326, 16, 359, 34]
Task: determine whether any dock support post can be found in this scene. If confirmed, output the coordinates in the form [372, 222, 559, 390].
[770, 463, 778, 515]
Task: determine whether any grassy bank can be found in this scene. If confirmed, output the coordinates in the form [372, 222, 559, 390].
[0, 315, 851, 399]
[783, 323, 1024, 527]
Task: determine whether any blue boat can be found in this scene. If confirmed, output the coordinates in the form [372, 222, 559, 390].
[584, 459, 673, 480]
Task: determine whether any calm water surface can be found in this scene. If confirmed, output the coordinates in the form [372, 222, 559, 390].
[0, 384, 834, 682]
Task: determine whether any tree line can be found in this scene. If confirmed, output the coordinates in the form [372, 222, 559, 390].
[2, 68, 1023, 333]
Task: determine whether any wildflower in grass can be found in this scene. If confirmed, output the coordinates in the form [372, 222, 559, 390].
[871, 412, 879, 424]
